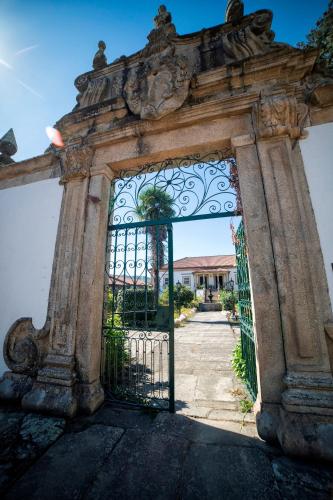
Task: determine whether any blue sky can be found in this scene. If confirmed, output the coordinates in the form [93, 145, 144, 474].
[0, 0, 327, 258]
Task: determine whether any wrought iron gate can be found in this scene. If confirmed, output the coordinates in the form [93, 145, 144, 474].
[235, 220, 258, 400]
[102, 221, 175, 411]
[101, 150, 241, 411]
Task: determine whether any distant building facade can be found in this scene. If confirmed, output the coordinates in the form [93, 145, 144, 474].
[160, 255, 238, 292]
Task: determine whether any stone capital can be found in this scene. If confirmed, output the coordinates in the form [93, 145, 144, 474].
[60, 144, 94, 184]
[253, 94, 308, 141]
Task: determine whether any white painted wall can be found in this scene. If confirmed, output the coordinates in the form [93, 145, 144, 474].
[300, 122, 333, 309]
[159, 268, 238, 292]
[0, 179, 63, 376]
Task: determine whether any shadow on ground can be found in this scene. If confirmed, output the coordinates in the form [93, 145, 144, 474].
[0, 403, 332, 500]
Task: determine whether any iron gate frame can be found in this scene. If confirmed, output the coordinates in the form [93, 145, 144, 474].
[102, 150, 242, 412]
[235, 220, 258, 401]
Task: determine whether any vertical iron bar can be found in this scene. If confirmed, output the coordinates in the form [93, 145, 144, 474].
[133, 227, 138, 328]
[122, 229, 128, 328]
[167, 224, 175, 412]
[111, 230, 118, 328]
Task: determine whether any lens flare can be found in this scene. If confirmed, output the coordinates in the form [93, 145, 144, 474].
[46, 126, 64, 147]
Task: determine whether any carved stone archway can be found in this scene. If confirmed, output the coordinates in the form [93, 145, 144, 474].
[1, 2, 333, 460]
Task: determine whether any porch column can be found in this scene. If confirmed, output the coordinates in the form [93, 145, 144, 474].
[253, 94, 333, 460]
[232, 132, 285, 443]
[22, 145, 95, 417]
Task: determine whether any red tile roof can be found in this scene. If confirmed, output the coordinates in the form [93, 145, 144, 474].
[108, 275, 146, 287]
[162, 255, 236, 271]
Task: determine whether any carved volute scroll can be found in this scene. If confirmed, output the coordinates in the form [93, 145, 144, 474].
[3, 318, 49, 376]
[253, 94, 308, 140]
[60, 144, 94, 184]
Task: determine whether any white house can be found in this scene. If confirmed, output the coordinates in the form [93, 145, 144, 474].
[160, 255, 238, 293]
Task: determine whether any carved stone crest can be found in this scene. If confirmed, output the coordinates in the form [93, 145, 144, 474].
[124, 47, 193, 120]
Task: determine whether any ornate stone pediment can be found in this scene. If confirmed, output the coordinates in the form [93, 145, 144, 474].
[124, 46, 194, 120]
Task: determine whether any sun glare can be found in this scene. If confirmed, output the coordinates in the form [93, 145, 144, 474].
[46, 127, 64, 147]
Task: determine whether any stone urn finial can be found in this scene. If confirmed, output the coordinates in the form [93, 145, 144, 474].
[92, 40, 107, 71]
[0, 128, 17, 166]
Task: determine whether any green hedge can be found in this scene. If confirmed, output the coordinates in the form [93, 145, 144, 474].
[160, 284, 194, 308]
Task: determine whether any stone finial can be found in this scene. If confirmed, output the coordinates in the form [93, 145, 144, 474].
[154, 4, 172, 29]
[0, 128, 17, 166]
[225, 0, 244, 24]
[92, 40, 107, 71]
[144, 5, 176, 56]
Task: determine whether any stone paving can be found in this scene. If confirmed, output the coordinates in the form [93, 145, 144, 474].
[175, 311, 252, 422]
[1, 311, 332, 498]
[1, 404, 332, 499]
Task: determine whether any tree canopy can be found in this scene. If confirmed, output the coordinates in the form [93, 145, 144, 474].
[298, 1, 333, 71]
[136, 187, 175, 222]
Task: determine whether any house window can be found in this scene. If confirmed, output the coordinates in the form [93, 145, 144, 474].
[164, 277, 169, 287]
[182, 276, 191, 286]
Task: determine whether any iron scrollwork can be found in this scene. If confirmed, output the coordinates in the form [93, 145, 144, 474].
[110, 150, 240, 226]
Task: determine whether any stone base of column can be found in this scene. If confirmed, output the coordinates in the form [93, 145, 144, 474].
[22, 381, 77, 417]
[77, 380, 104, 414]
[0, 371, 34, 401]
[255, 402, 280, 443]
[21, 354, 78, 418]
[277, 407, 333, 461]
[275, 372, 333, 461]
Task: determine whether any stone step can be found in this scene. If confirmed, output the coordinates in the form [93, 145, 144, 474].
[177, 405, 255, 423]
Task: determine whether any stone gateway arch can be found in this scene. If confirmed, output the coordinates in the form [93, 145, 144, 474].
[1, 2, 333, 461]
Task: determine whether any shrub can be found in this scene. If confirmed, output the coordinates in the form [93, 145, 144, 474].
[231, 340, 246, 382]
[220, 290, 238, 311]
[116, 288, 155, 326]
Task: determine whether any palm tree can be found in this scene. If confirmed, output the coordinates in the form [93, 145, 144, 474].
[135, 187, 175, 305]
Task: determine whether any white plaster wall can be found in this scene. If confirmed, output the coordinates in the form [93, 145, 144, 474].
[0, 179, 63, 376]
[300, 122, 333, 309]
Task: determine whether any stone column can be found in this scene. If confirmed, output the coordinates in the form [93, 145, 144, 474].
[232, 133, 286, 443]
[22, 145, 95, 417]
[253, 94, 333, 460]
[75, 164, 112, 413]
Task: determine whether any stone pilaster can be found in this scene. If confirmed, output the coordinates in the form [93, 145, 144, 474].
[22, 145, 94, 417]
[253, 94, 333, 459]
[232, 133, 286, 442]
[75, 165, 112, 413]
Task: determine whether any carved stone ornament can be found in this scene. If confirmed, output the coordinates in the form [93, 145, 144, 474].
[3, 318, 49, 376]
[124, 46, 193, 120]
[253, 94, 308, 140]
[79, 77, 109, 108]
[301, 72, 333, 107]
[60, 144, 94, 184]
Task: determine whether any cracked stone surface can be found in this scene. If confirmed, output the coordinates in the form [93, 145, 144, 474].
[1, 405, 332, 499]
